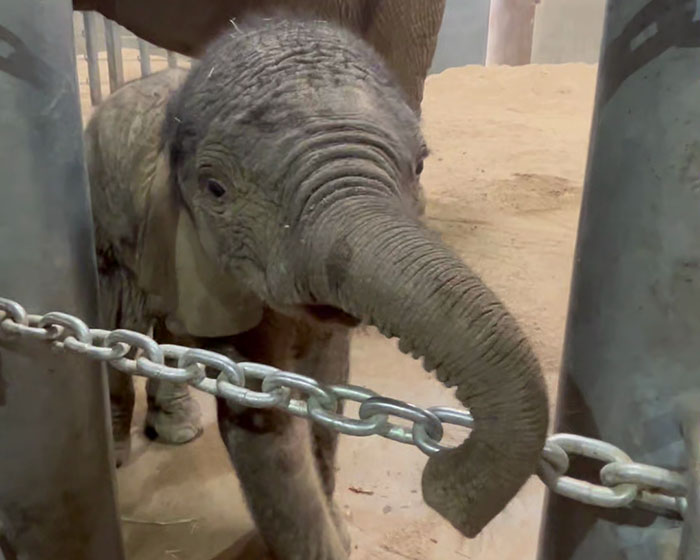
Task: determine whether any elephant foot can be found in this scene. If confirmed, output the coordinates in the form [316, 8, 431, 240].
[217, 530, 274, 560]
[144, 393, 203, 444]
[113, 436, 131, 468]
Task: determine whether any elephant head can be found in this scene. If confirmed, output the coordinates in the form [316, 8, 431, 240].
[161, 16, 549, 538]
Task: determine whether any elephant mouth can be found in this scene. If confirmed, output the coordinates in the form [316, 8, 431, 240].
[301, 304, 362, 327]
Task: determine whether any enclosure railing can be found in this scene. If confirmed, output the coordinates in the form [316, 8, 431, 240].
[76, 11, 185, 106]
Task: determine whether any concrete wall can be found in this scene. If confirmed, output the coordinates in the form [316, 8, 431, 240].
[430, 0, 490, 73]
[431, 0, 606, 72]
[531, 0, 607, 64]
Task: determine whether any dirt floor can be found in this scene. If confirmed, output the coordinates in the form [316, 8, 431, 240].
[77, 51, 598, 560]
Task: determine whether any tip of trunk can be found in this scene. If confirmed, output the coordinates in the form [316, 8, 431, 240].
[422, 395, 547, 537]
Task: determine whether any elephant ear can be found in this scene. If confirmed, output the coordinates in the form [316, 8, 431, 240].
[137, 152, 180, 316]
[138, 152, 264, 337]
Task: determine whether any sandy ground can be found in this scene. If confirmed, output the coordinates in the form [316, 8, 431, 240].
[77, 53, 597, 560]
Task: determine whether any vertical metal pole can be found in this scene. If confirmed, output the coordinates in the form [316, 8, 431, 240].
[167, 50, 178, 68]
[538, 1, 700, 558]
[82, 10, 102, 105]
[677, 395, 700, 559]
[103, 16, 124, 92]
[0, 0, 125, 559]
[485, 0, 536, 65]
[137, 38, 151, 77]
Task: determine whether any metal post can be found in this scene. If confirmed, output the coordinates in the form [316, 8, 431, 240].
[167, 50, 178, 68]
[538, 1, 700, 558]
[485, 0, 536, 65]
[0, 0, 125, 558]
[678, 395, 700, 559]
[137, 38, 151, 77]
[82, 10, 102, 105]
[103, 16, 124, 92]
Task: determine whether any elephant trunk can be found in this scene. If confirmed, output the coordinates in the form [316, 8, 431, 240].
[304, 198, 549, 537]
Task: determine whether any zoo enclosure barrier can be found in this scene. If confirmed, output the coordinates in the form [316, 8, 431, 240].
[76, 11, 185, 106]
[4, 2, 700, 559]
[0, 296, 695, 524]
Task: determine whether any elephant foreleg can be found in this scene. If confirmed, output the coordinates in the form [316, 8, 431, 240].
[97, 257, 203, 463]
[144, 322, 203, 445]
[295, 324, 351, 548]
[209, 312, 351, 560]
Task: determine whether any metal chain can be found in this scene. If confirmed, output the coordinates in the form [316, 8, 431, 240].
[0, 297, 689, 519]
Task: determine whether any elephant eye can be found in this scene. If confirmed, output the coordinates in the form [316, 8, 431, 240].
[415, 160, 424, 176]
[202, 177, 226, 198]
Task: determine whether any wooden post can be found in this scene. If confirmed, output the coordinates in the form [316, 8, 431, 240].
[485, 0, 536, 65]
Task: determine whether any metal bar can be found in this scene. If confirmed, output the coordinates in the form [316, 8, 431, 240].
[82, 10, 102, 105]
[0, 0, 125, 558]
[485, 0, 536, 65]
[167, 50, 178, 68]
[138, 38, 151, 77]
[537, 0, 700, 558]
[103, 16, 124, 92]
[678, 395, 700, 559]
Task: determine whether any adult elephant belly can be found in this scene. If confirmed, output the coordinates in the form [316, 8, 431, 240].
[72, 0, 447, 111]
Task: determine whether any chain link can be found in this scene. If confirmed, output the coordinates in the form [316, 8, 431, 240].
[538, 434, 688, 518]
[0, 297, 690, 519]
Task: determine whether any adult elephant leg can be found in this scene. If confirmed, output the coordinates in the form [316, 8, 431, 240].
[98, 261, 151, 467]
[364, 0, 447, 112]
[144, 322, 203, 444]
[213, 311, 349, 560]
[360, 0, 446, 216]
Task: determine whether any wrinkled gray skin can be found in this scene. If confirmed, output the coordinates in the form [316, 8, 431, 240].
[74, 0, 446, 113]
[85, 17, 549, 559]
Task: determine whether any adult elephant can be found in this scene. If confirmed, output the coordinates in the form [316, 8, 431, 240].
[73, 0, 446, 112]
[85, 14, 549, 559]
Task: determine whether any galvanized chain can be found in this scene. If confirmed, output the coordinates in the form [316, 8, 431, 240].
[0, 297, 689, 519]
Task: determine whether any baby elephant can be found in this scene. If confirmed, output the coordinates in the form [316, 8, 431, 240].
[85, 15, 548, 559]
